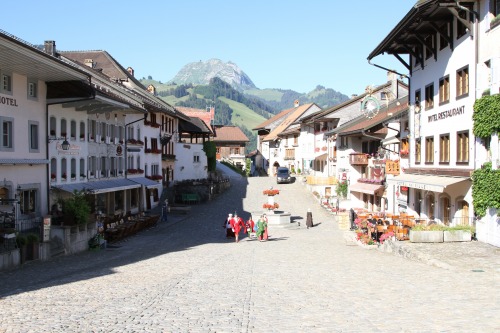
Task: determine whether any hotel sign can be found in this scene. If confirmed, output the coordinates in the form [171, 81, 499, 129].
[427, 105, 465, 123]
[0, 95, 18, 107]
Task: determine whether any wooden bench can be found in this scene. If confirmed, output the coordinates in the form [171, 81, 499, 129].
[182, 193, 200, 204]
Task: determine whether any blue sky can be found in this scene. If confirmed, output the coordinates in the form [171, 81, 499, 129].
[2, 0, 415, 95]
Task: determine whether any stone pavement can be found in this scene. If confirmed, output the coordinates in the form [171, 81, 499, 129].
[0, 167, 498, 332]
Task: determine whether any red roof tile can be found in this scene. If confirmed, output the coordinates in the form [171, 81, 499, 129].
[213, 126, 249, 142]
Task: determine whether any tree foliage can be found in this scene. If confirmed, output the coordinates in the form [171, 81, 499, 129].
[471, 162, 500, 217]
[203, 141, 217, 172]
[473, 94, 500, 138]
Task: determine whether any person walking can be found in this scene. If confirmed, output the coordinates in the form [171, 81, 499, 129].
[256, 215, 268, 242]
[224, 213, 234, 239]
[245, 216, 255, 239]
[230, 213, 244, 243]
[306, 208, 314, 229]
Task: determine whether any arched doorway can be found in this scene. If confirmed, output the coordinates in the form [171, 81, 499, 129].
[426, 194, 435, 219]
[441, 196, 451, 225]
[415, 191, 422, 216]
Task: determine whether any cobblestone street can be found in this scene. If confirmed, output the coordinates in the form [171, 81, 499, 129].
[0, 167, 499, 332]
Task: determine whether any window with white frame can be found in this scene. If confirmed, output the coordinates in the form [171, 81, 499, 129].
[425, 83, 434, 110]
[457, 131, 469, 163]
[152, 164, 159, 176]
[1, 116, 14, 151]
[27, 80, 37, 99]
[456, 66, 469, 98]
[1, 71, 12, 94]
[29, 121, 39, 152]
[439, 134, 450, 163]
[193, 154, 200, 163]
[19, 188, 37, 215]
[425, 136, 434, 163]
[439, 76, 450, 105]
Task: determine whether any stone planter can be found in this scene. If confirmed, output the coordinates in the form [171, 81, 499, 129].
[443, 230, 471, 242]
[409, 230, 443, 243]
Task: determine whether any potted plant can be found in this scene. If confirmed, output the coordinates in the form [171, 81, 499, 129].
[16, 234, 28, 263]
[59, 190, 91, 226]
[26, 233, 40, 260]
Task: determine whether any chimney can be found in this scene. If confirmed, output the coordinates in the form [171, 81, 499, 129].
[147, 84, 156, 95]
[387, 71, 397, 83]
[351, 94, 358, 99]
[294, 100, 300, 107]
[44, 40, 56, 56]
[127, 67, 134, 77]
[84, 59, 94, 68]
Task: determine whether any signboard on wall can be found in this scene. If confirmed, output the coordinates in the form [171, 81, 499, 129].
[385, 160, 400, 175]
[397, 185, 408, 204]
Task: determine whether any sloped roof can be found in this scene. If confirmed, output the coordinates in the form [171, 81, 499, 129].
[301, 81, 399, 123]
[331, 98, 409, 136]
[61, 50, 182, 118]
[179, 117, 212, 134]
[263, 103, 317, 142]
[213, 126, 249, 142]
[252, 107, 296, 131]
[176, 106, 213, 130]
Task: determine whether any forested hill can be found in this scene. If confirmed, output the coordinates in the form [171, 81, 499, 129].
[157, 77, 276, 126]
[244, 85, 349, 111]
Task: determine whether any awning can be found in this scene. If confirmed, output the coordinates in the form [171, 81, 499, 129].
[381, 136, 400, 146]
[0, 159, 49, 165]
[315, 153, 327, 161]
[350, 182, 384, 195]
[387, 174, 470, 193]
[54, 179, 140, 194]
[130, 177, 162, 188]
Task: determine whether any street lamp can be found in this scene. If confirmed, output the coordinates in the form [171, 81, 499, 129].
[47, 136, 70, 150]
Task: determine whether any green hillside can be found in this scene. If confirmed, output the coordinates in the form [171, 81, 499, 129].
[244, 88, 284, 102]
[218, 97, 267, 130]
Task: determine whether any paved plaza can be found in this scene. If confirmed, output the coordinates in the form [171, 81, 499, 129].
[0, 166, 499, 332]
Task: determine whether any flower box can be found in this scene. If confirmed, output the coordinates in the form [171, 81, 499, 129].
[443, 230, 471, 242]
[409, 230, 443, 243]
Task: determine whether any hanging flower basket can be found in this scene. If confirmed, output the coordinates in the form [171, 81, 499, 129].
[263, 203, 279, 210]
[263, 189, 280, 196]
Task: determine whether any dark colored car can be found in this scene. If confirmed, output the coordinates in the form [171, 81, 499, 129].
[276, 167, 291, 184]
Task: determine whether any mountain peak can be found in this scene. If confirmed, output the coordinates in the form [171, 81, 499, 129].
[168, 58, 256, 90]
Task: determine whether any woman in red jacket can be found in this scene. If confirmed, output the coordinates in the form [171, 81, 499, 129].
[230, 213, 244, 243]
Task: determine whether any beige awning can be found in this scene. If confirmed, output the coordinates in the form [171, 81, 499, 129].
[381, 136, 400, 146]
[350, 182, 384, 195]
[387, 174, 470, 193]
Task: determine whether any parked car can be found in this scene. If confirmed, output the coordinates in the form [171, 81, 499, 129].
[276, 167, 291, 184]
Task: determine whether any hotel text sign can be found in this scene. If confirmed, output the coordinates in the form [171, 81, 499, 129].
[427, 105, 465, 123]
[0, 95, 18, 107]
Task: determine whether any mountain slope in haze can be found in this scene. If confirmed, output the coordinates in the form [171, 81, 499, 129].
[169, 58, 256, 91]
